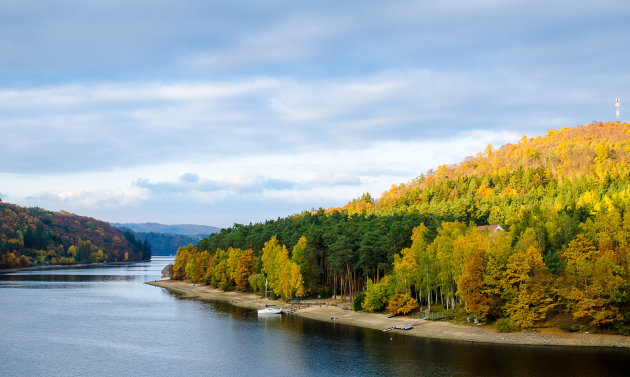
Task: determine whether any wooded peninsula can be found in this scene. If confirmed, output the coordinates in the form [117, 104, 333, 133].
[0, 202, 151, 269]
[166, 122, 630, 335]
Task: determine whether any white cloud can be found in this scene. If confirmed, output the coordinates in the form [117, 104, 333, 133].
[2, 0, 628, 226]
[2, 69, 567, 174]
[305, 173, 362, 187]
[26, 187, 148, 210]
[3, 128, 519, 225]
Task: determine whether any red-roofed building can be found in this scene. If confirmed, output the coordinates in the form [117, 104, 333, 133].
[478, 224, 504, 233]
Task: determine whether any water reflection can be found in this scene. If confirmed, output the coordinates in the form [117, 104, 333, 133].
[0, 273, 136, 283]
[168, 290, 630, 377]
[169, 292, 630, 377]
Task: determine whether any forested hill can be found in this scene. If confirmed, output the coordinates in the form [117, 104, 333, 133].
[0, 201, 150, 269]
[340, 121, 630, 214]
[171, 121, 630, 334]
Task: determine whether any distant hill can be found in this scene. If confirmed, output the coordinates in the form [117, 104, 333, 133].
[111, 222, 220, 236]
[0, 202, 150, 269]
[112, 222, 220, 256]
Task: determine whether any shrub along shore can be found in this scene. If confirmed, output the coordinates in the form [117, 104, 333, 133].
[148, 279, 630, 348]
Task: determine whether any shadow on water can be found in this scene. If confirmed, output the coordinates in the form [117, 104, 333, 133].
[281, 316, 630, 377]
[167, 290, 257, 322]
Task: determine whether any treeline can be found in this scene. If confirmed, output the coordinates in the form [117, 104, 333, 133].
[366, 217, 630, 334]
[171, 213, 425, 298]
[0, 202, 150, 268]
[170, 122, 630, 333]
[168, 236, 306, 300]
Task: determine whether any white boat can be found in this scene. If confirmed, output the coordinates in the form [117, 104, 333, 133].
[258, 278, 282, 314]
[258, 307, 282, 315]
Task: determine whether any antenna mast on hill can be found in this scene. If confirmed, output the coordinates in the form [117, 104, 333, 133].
[616, 98, 621, 122]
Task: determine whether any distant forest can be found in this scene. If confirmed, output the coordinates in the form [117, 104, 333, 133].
[171, 122, 630, 334]
[113, 223, 219, 256]
[111, 222, 219, 236]
[125, 231, 205, 256]
[0, 202, 150, 269]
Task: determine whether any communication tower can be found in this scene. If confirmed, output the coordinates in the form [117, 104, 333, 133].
[616, 98, 620, 122]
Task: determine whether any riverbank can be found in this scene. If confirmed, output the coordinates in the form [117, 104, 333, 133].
[147, 279, 630, 348]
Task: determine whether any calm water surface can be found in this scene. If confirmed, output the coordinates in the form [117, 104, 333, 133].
[1, 257, 628, 377]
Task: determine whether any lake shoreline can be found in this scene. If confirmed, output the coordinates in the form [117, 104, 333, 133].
[147, 279, 630, 349]
[0, 260, 146, 274]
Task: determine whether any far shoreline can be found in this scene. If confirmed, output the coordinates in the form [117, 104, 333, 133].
[147, 279, 630, 349]
[0, 260, 146, 274]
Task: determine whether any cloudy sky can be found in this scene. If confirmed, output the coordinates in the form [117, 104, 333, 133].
[1, 0, 628, 227]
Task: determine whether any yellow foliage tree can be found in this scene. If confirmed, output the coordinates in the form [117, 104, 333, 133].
[562, 235, 626, 327]
[503, 246, 556, 328]
[291, 262, 305, 298]
[193, 251, 212, 284]
[274, 245, 292, 300]
[386, 292, 418, 316]
[458, 249, 491, 320]
[261, 236, 281, 285]
[227, 247, 244, 283]
[235, 249, 256, 291]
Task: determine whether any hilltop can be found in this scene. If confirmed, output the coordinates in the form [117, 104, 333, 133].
[0, 202, 150, 269]
[341, 121, 630, 214]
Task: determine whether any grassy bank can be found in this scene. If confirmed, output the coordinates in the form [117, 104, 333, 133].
[147, 279, 630, 348]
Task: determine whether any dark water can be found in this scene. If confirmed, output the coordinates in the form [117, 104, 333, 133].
[1, 258, 628, 377]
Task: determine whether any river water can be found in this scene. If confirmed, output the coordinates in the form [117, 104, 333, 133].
[1, 257, 628, 377]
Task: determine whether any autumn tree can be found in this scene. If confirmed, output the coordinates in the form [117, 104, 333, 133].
[561, 234, 627, 328]
[193, 251, 213, 283]
[209, 248, 230, 290]
[457, 249, 491, 320]
[235, 249, 256, 291]
[261, 236, 281, 287]
[386, 292, 419, 316]
[502, 245, 556, 328]
[172, 245, 194, 280]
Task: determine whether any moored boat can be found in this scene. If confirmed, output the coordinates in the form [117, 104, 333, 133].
[258, 307, 282, 315]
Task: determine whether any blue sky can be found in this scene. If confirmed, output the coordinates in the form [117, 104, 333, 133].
[1, 0, 628, 227]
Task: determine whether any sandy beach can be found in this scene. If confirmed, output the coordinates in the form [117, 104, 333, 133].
[147, 279, 630, 348]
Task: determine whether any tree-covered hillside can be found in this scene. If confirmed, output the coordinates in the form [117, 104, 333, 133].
[368, 121, 629, 214]
[170, 122, 630, 334]
[124, 231, 205, 256]
[0, 201, 150, 268]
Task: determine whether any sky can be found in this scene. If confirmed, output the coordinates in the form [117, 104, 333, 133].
[1, 0, 629, 228]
